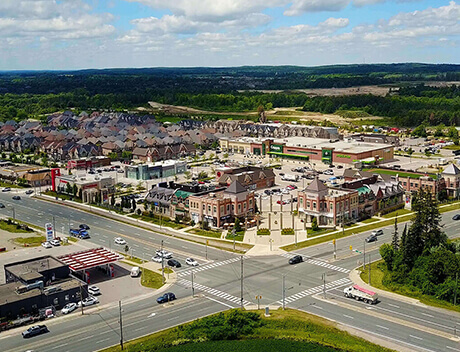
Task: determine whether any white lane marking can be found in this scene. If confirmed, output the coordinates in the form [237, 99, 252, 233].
[387, 303, 400, 308]
[343, 314, 354, 319]
[204, 295, 235, 309]
[311, 305, 323, 310]
[446, 346, 460, 352]
[421, 312, 434, 318]
[409, 335, 423, 340]
[51, 343, 68, 350]
[133, 244, 140, 247]
[134, 326, 147, 332]
[181, 246, 188, 249]
[376, 325, 389, 330]
[102, 235, 108, 238]
[96, 338, 110, 344]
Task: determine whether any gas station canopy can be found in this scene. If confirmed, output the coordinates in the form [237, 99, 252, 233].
[58, 247, 123, 272]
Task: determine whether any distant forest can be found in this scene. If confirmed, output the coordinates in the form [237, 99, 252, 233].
[1, 63, 460, 126]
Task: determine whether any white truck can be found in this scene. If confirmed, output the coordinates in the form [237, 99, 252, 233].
[343, 285, 378, 304]
[281, 174, 299, 182]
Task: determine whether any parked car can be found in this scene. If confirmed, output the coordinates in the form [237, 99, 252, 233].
[69, 228, 81, 236]
[185, 258, 199, 266]
[114, 237, 127, 245]
[79, 231, 90, 239]
[88, 285, 100, 295]
[2, 187, 11, 192]
[61, 302, 77, 314]
[152, 256, 163, 263]
[22, 325, 48, 338]
[130, 266, 141, 277]
[49, 239, 61, 246]
[371, 229, 383, 236]
[156, 249, 173, 259]
[12, 195, 21, 200]
[25, 189, 34, 195]
[0, 203, 5, 208]
[366, 234, 378, 243]
[157, 292, 176, 304]
[77, 296, 99, 307]
[41, 242, 52, 249]
[79, 224, 90, 230]
[167, 259, 181, 268]
[289, 255, 303, 265]
[453, 214, 460, 221]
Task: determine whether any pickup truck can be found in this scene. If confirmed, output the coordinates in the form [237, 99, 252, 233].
[343, 285, 378, 304]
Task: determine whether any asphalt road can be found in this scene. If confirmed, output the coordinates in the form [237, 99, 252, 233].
[1, 189, 459, 352]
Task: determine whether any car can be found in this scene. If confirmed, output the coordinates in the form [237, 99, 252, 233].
[12, 195, 21, 200]
[79, 231, 90, 239]
[366, 234, 378, 243]
[156, 292, 176, 304]
[167, 259, 181, 268]
[49, 239, 61, 246]
[0, 203, 4, 208]
[453, 214, 460, 221]
[41, 241, 52, 249]
[337, 165, 343, 169]
[289, 255, 303, 265]
[77, 296, 99, 307]
[22, 325, 48, 338]
[88, 285, 100, 295]
[79, 224, 90, 230]
[2, 187, 11, 192]
[155, 249, 173, 259]
[371, 229, 383, 236]
[61, 302, 77, 314]
[69, 228, 81, 236]
[152, 256, 163, 263]
[185, 258, 199, 266]
[114, 237, 127, 245]
[323, 170, 334, 175]
[25, 189, 34, 195]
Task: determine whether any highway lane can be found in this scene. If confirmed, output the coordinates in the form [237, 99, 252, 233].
[0, 192, 236, 264]
[3, 294, 231, 352]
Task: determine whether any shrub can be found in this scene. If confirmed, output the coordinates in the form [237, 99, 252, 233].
[311, 217, 319, 231]
[257, 228, 270, 236]
[281, 228, 294, 235]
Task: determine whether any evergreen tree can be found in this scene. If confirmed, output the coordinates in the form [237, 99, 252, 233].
[391, 215, 399, 251]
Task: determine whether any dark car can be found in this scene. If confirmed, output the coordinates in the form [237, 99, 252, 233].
[366, 234, 378, 243]
[289, 255, 303, 265]
[12, 195, 21, 200]
[25, 189, 34, 195]
[167, 259, 181, 268]
[22, 325, 48, 338]
[453, 214, 460, 221]
[337, 165, 343, 169]
[0, 203, 4, 208]
[79, 224, 90, 230]
[157, 292, 176, 304]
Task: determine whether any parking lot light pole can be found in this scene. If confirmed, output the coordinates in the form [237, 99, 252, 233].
[119, 300, 124, 350]
[363, 240, 366, 270]
[161, 240, 165, 283]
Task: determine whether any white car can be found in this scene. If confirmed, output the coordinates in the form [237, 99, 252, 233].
[155, 250, 173, 259]
[61, 302, 77, 314]
[88, 285, 100, 295]
[41, 242, 52, 249]
[185, 258, 199, 266]
[152, 256, 163, 263]
[114, 237, 127, 245]
[49, 239, 61, 246]
[77, 296, 98, 307]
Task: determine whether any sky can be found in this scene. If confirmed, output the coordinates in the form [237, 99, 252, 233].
[0, 0, 459, 70]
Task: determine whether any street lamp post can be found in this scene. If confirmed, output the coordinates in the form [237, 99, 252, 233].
[363, 239, 366, 270]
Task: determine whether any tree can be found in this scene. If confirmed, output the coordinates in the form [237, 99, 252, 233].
[65, 182, 72, 195]
[78, 188, 82, 200]
[184, 171, 192, 180]
[234, 218, 242, 233]
[380, 243, 395, 271]
[132, 198, 137, 212]
[110, 194, 115, 207]
[311, 217, 319, 231]
[391, 215, 399, 251]
[72, 184, 78, 197]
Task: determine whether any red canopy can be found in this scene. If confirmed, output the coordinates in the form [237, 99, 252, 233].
[58, 247, 123, 272]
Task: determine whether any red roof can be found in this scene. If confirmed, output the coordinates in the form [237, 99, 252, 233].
[58, 247, 123, 272]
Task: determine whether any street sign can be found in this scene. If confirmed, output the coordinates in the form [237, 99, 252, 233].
[45, 223, 54, 241]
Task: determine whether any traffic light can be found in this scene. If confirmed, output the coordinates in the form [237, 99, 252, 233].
[349, 245, 353, 251]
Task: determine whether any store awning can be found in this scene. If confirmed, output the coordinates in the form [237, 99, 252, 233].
[58, 247, 123, 272]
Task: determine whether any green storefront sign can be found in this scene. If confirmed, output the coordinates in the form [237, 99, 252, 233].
[322, 149, 333, 164]
[270, 144, 284, 153]
[336, 154, 351, 159]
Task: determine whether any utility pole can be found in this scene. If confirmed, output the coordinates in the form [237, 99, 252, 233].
[119, 301, 124, 351]
[322, 273, 326, 299]
[282, 274, 286, 310]
[79, 280, 84, 315]
[191, 269, 195, 297]
[368, 254, 371, 285]
[333, 237, 337, 260]
[454, 273, 458, 306]
[240, 255, 244, 309]
[53, 216, 56, 238]
[205, 240, 208, 260]
[363, 240, 366, 270]
[161, 240, 165, 283]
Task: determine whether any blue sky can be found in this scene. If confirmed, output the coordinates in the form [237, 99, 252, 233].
[0, 0, 459, 69]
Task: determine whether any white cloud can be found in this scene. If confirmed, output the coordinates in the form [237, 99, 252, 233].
[284, 0, 350, 16]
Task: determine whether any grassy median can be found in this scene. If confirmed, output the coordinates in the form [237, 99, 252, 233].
[101, 309, 394, 352]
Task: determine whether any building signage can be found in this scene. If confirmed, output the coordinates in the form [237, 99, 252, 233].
[45, 223, 54, 241]
[82, 183, 98, 189]
[336, 154, 351, 159]
[270, 144, 283, 152]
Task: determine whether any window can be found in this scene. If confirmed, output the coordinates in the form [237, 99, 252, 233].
[244, 202, 247, 210]
[330, 203, 333, 210]
[208, 205, 211, 212]
[227, 204, 230, 212]
[232, 204, 235, 211]
[249, 199, 253, 205]
[238, 204, 241, 212]
[313, 202, 316, 209]
[203, 204, 205, 211]
[220, 206, 224, 214]
[307, 201, 310, 207]
[213, 206, 217, 213]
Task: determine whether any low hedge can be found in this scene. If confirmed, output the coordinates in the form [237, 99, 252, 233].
[257, 228, 270, 236]
[281, 228, 294, 235]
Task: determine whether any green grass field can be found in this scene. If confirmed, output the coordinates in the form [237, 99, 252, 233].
[187, 228, 222, 238]
[101, 309, 393, 352]
[14, 235, 46, 246]
[0, 220, 32, 233]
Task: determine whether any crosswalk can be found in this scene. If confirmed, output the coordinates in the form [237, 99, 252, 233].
[276, 277, 352, 306]
[178, 279, 252, 306]
[176, 256, 247, 278]
[280, 253, 350, 274]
